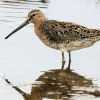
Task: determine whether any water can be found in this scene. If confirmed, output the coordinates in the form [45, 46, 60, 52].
[0, 0, 100, 100]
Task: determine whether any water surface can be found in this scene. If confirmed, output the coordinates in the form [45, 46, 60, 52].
[0, 0, 100, 100]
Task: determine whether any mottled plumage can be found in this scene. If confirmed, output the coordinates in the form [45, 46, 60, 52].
[38, 20, 100, 51]
[5, 9, 100, 70]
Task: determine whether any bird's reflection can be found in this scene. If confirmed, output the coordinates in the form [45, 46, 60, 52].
[4, 69, 100, 100]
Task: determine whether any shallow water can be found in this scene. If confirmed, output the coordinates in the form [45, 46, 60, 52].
[0, 0, 100, 100]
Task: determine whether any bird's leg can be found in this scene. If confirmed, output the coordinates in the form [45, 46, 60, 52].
[61, 52, 66, 70]
[66, 51, 71, 70]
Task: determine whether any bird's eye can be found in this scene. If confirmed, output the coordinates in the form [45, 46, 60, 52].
[32, 14, 36, 16]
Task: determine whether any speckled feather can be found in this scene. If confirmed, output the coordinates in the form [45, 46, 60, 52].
[40, 20, 100, 42]
[35, 19, 100, 51]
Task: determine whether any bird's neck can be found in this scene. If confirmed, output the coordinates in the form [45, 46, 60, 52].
[34, 17, 47, 27]
[33, 18, 47, 37]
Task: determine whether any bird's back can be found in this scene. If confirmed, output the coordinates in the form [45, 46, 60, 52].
[40, 20, 100, 41]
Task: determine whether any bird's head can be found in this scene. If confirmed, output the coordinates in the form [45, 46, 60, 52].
[5, 9, 46, 39]
[28, 9, 46, 23]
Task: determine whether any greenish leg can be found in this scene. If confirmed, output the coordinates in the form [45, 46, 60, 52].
[61, 52, 66, 70]
[66, 51, 71, 70]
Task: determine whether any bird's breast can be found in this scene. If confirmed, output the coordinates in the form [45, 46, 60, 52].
[35, 27, 59, 50]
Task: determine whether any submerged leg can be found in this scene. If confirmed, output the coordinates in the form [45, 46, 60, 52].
[66, 51, 71, 70]
[61, 52, 66, 70]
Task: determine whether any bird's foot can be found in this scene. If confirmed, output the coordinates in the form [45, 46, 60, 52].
[66, 66, 71, 72]
[61, 61, 65, 70]
[61, 66, 64, 70]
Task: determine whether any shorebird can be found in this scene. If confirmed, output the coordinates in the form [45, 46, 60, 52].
[5, 9, 100, 70]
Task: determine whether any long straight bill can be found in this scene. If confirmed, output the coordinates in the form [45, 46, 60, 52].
[5, 19, 29, 39]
